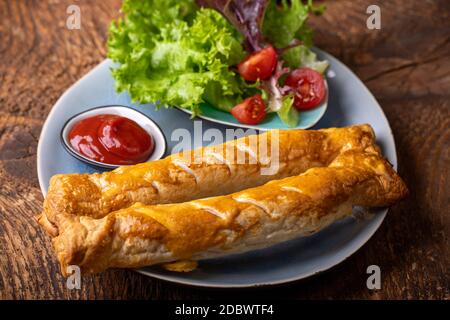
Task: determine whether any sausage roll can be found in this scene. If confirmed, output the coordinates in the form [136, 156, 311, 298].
[40, 125, 379, 236]
[52, 149, 408, 275]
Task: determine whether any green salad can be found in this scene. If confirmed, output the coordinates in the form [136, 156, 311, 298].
[108, 0, 328, 127]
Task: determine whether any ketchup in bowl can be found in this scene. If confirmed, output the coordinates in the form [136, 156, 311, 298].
[68, 114, 154, 165]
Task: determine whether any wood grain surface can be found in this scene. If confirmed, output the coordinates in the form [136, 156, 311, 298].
[0, 0, 449, 300]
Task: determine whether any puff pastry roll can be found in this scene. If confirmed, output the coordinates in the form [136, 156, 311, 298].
[52, 150, 408, 275]
[40, 125, 378, 235]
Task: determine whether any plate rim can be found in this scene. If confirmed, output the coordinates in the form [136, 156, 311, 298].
[37, 48, 396, 288]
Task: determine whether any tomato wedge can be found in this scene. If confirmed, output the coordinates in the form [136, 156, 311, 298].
[285, 68, 326, 110]
[237, 45, 277, 81]
[231, 94, 266, 125]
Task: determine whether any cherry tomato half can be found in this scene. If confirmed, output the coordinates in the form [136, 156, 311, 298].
[285, 68, 326, 110]
[237, 45, 277, 81]
[231, 94, 267, 125]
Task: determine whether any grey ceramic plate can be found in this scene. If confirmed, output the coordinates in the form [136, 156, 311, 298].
[37, 49, 396, 288]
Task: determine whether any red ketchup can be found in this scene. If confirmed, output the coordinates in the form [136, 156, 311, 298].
[69, 114, 154, 165]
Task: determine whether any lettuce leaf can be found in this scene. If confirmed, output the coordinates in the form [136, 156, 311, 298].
[202, 81, 238, 112]
[196, 0, 269, 51]
[263, 0, 328, 73]
[283, 45, 329, 73]
[263, 0, 312, 48]
[108, 0, 196, 63]
[108, 0, 247, 115]
[277, 94, 299, 128]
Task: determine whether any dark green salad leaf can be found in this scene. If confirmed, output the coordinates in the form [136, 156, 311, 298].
[196, 0, 269, 51]
[263, 0, 313, 48]
[263, 0, 328, 74]
[108, 0, 327, 125]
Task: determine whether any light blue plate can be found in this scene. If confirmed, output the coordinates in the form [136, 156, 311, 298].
[37, 49, 397, 288]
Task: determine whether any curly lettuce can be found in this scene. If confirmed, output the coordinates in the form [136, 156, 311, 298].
[108, 0, 246, 115]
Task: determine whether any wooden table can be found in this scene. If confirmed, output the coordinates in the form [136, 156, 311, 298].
[0, 0, 448, 300]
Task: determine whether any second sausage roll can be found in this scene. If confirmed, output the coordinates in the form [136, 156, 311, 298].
[52, 149, 408, 275]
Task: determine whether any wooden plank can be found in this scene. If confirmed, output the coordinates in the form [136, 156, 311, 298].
[0, 0, 448, 299]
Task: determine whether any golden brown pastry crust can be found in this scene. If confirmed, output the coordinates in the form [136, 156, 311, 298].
[52, 149, 408, 275]
[40, 125, 379, 236]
